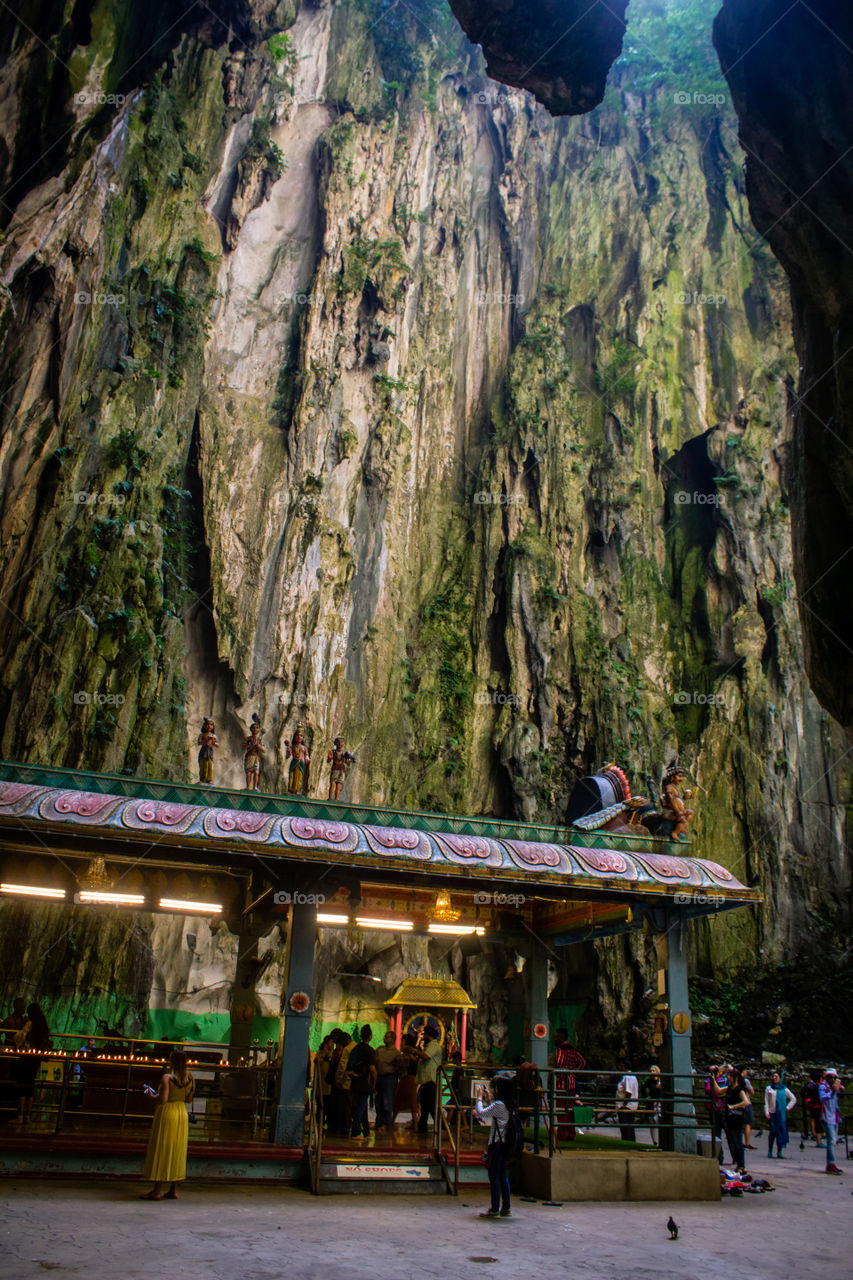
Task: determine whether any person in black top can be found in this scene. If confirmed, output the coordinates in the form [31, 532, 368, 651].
[640, 1064, 662, 1146]
[348, 1026, 376, 1139]
[724, 1068, 751, 1171]
[14, 1003, 51, 1123]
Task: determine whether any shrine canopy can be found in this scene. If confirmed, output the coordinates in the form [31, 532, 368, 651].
[385, 977, 477, 1011]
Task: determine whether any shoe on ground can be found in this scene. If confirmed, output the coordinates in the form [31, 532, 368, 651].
[826, 1165, 843, 1175]
[777, 1153, 785, 1159]
[499, 1210, 512, 1218]
[480, 1210, 500, 1219]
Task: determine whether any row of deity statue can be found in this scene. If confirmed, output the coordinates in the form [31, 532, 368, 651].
[196, 717, 355, 800]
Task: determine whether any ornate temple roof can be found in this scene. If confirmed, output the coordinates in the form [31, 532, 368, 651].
[384, 977, 477, 1009]
[0, 762, 761, 911]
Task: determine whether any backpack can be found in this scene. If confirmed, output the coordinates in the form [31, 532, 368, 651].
[803, 1081, 821, 1113]
[500, 1104, 525, 1159]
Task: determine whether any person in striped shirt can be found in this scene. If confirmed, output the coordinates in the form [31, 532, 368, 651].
[554, 1028, 585, 1140]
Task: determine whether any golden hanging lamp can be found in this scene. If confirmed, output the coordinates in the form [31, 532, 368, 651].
[81, 856, 113, 891]
[427, 888, 460, 923]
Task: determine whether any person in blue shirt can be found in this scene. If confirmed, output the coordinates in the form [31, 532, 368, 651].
[819, 1068, 845, 1174]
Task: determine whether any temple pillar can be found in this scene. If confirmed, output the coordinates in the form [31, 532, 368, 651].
[273, 900, 316, 1146]
[228, 930, 261, 1063]
[655, 908, 695, 1154]
[525, 944, 549, 1068]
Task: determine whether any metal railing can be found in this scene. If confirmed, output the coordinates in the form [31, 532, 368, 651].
[306, 1058, 324, 1193]
[434, 1065, 851, 1162]
[434, 1065, 703, 1165]
[0, 1031, 278, 1142]
[436, 1064, 461, 1193]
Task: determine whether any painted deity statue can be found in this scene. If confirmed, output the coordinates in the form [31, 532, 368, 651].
[197, 718, 219, 785]
[284, 724, 310, 795]
[242, 713, 265, 791]
[326, 736, 355, 801]
[660, 760, 695, 841]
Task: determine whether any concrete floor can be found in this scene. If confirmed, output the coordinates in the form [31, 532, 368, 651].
[0, 1136, 849, 1280]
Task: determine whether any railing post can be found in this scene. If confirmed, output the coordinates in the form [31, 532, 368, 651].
[548, 1070, 556, 1157]
[54, 1057, 70, 1135]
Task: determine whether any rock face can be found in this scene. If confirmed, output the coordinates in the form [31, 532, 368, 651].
[0, 0, 850, 1057]
[713, 0, 853, 731]
[447, 0, 628, 114]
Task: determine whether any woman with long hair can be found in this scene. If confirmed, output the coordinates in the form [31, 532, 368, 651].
[724, 1067, 751, 1172]
[14, 1003, 51, 1122]
[142, 1049, 195, 1200]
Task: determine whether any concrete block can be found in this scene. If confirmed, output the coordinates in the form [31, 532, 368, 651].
[520, 1151, 720, 1202]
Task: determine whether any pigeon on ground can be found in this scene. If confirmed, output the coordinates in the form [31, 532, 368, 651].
[667, 1217, 679, 1240]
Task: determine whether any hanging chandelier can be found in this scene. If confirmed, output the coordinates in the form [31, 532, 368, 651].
[427, 888, 460, 923]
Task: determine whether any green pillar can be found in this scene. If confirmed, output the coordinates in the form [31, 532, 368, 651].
[273, 900, 316, 1146]
[525, 945, 549, 1068]
[656, 908, 695, 1155]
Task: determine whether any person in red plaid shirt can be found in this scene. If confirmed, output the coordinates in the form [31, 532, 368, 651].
[554, 1028, 586, 1140]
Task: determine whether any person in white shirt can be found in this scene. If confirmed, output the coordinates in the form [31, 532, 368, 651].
[764, 1070, 797, 1158]
[414, 1026, 443, 1134]
[616, 1061, 639, 1141]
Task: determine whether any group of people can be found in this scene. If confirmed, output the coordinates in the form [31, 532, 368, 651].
[1, 998, 52, 1122]
[613, 1061, 665, 1144]
[552, 1034, 664, 1146]
[706, 1062, 845, 1175]
[313, 1023, 443, 1139]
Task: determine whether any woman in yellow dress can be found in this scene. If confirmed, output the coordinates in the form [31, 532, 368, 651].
[142, 1049, 194, 1200]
